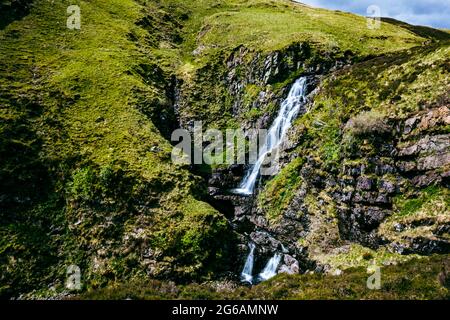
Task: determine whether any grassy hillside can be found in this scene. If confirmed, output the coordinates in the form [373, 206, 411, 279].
[0, 0, 232, 298]
[158, 0, 429, 134]
[0, 0, 448, 299]
[159, 0, 424, 61]
[81, 254, 450, 300]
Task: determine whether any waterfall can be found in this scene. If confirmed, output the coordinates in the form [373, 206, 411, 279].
[236, 78, 308, 284]
[241, 243, 256, 284]
[232, 77, 308, 195]
[258, 253, 282, 281]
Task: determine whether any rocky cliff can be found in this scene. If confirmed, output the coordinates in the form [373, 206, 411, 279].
[0, 0, 449, 299]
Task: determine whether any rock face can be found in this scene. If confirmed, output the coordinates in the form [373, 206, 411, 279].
[175, 42, 340, 132]
[224, 43, 317, 121]
[175, 36, 449, 280]
[209, 100, 449, 277]
[195, 44, 340, 278]
[171, 41, 345, 278]
[208, 190, 314, 278]
[333, 106, 450, 254]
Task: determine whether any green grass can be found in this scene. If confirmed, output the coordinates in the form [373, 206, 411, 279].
[79, 254, 450, 300]
[197, 1, 422, 56]
[257, 157, 305, 221]
[381, 17, 450, 41]
[310, 43, 450, 120]
[157, 0, 429, 130]
[395, 186, 444, 217]
[315, 244, 422, 273]
[0, 0, 233, 298]
[159, 0, 424, 65]
[1, 0, 449, 299]
[378, 186, 450, 242]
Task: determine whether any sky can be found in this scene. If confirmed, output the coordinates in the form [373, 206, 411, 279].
[295, 0, 450, 29]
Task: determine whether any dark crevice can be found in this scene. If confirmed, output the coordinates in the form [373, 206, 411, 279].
[0, 0, 33, 30]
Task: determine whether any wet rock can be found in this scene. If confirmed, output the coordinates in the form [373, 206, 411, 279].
[403, 116, 419, 135]
[373, 163, 396, 175]
[208, 170, 236, 188]
[208, 187, 221, 196]
[340, 189, 354, 203]
[375, 193, 390, 204]
[250, 231, 281, 251]
[434, 224, 450, 236]
[353, 205, 389, 230]
[230, 164, 245, 176]
[278, 254, 300, 275]
[398, 134, 449, 157]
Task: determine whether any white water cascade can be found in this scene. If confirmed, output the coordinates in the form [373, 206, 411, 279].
[232, 77, 308, 195]
[241, 243, 256, 284]
[240, 243, 282, 284]
[258, 253, 282, 281]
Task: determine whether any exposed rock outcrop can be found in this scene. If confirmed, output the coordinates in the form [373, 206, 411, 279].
[331, 106, 449, 254]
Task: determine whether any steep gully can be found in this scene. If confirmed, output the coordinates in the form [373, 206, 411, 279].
[162, 44, 347, 284]
[159, 42, 450, 285]
[233, 77, 309, 284]
[232, 77, 308, 196]
[163, 72, 315, 284]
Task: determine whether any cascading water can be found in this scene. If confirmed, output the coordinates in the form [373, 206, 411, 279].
[235, 78, 308, 283]
[241, 243, 256, 284]
[258, 253, 282, 281]
[232, 77, 308, 195]
[240, 243, 282, 284]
